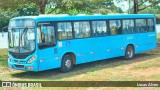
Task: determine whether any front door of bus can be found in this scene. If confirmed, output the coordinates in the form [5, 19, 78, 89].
[37, 23, 60, 71]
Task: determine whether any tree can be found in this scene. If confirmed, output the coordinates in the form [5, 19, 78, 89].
[0, 0, 25, 10]
[0, 0, 48, 14]
[46, 0, 123, 14]
[133, 0, 160, 14]
[0, 9, 18, 31]
[35, 0, 48, 14]
[116, 0, 160, 14]
[17, 3, 39, 16]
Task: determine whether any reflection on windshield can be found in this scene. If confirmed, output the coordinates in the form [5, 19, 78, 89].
[8, 28, 35, 53]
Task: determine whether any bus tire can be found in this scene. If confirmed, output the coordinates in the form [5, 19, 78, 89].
[61, 55, 73, 72]
[125, 45, 134, 60]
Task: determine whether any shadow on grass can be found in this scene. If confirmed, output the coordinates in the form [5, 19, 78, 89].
[10, 52, 160, 80]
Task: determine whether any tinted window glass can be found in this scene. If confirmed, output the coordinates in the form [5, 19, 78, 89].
[109, 20, 121, 35]
[123, 20, 134, 34]
[57, 22, 72, 40]
[92, 21, 107, 36]
[135, 19, 147, 33]
[148, 19, 154, 32]
[74, 21, 90, 38]
[37, 23, 56, 48]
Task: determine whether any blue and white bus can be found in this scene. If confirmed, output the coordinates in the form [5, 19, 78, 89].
[8, 14, 157, 72]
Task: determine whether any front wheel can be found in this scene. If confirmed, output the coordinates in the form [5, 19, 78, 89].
[125, 45, 135, 60]
[61, 55, 73, 72]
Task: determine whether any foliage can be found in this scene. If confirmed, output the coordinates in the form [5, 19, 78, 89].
[46, 8, 91, 15]
[46, 0, 123, 14]
[16, 3, 39, 16]
[0, 0, 34, 11]
[116, 0, 160, 14]
[0, 3, 40, 32]
[0, 9, 18, 32]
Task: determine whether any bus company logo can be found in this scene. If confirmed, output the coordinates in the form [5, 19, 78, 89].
[2, 82, 12, 87]
[18, 60, 20, 64]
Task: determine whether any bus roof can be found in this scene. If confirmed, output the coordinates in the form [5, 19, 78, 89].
[11, 14, 155, 22]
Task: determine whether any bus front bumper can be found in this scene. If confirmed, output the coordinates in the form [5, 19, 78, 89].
[8, 59, 39, 72]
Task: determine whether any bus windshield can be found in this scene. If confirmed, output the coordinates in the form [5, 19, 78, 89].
[8, 19, 36, 53]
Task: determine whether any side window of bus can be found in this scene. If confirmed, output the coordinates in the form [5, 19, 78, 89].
[92, 21, 107, 37]
[74, 21, 90, 38]
[122, 20, 134, 34]
[37, 23, 56, 48]
[57, 22, 72, 40]
[109, 20, 122, 35]
[148, 19, 154, 32]
[135, 19, 147, 33]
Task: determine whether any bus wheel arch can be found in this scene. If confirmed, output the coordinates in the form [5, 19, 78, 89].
[60, 52, 76, 72]
[125, 44, 135, 60]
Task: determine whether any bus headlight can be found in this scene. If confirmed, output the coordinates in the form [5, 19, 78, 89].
[27, 55, 37, 64]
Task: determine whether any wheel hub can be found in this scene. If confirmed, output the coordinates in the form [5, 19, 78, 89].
[128, 48, 133, 58]
[65, 59, 71, 68]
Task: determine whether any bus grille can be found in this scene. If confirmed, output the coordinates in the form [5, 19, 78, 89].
[14, 60, 26, 64]
[15, 65, 24, 68]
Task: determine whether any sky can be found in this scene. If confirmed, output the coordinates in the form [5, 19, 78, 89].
[114, 0, 129, 12]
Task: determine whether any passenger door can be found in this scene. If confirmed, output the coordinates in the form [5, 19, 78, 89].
[147, 19, 157, 50]
[37, 22, 60, 71]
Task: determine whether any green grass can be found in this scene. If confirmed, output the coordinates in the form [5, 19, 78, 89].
[0, 49, 8, 67]
[130, 57, 160, 70]
[157, 33, 160, 42]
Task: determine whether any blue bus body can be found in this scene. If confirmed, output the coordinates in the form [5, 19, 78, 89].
[8, 14, 157, 72]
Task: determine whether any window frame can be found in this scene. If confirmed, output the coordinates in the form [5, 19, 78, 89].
[135, 18, 148, 33]
[91, 20, 108, 37]
[37, 21, 57, 49]
[73, 20, 91, 39]
[57, 21, 73, 40]
[108, 19, 122, 36]
[122, 19, 135, 34]
[147, 18, 155, 32]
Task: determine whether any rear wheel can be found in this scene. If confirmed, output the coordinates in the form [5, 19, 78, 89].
[125, 45, 134, 60]
[61, 55, 73, 72]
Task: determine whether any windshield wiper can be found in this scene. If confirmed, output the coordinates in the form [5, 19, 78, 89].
[20, 27, 28, 39]
[19, 27, 28, 53]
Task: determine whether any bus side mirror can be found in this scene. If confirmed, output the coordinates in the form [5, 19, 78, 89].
[43, 27, 47, 35]
[1, 26, 8, 38]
